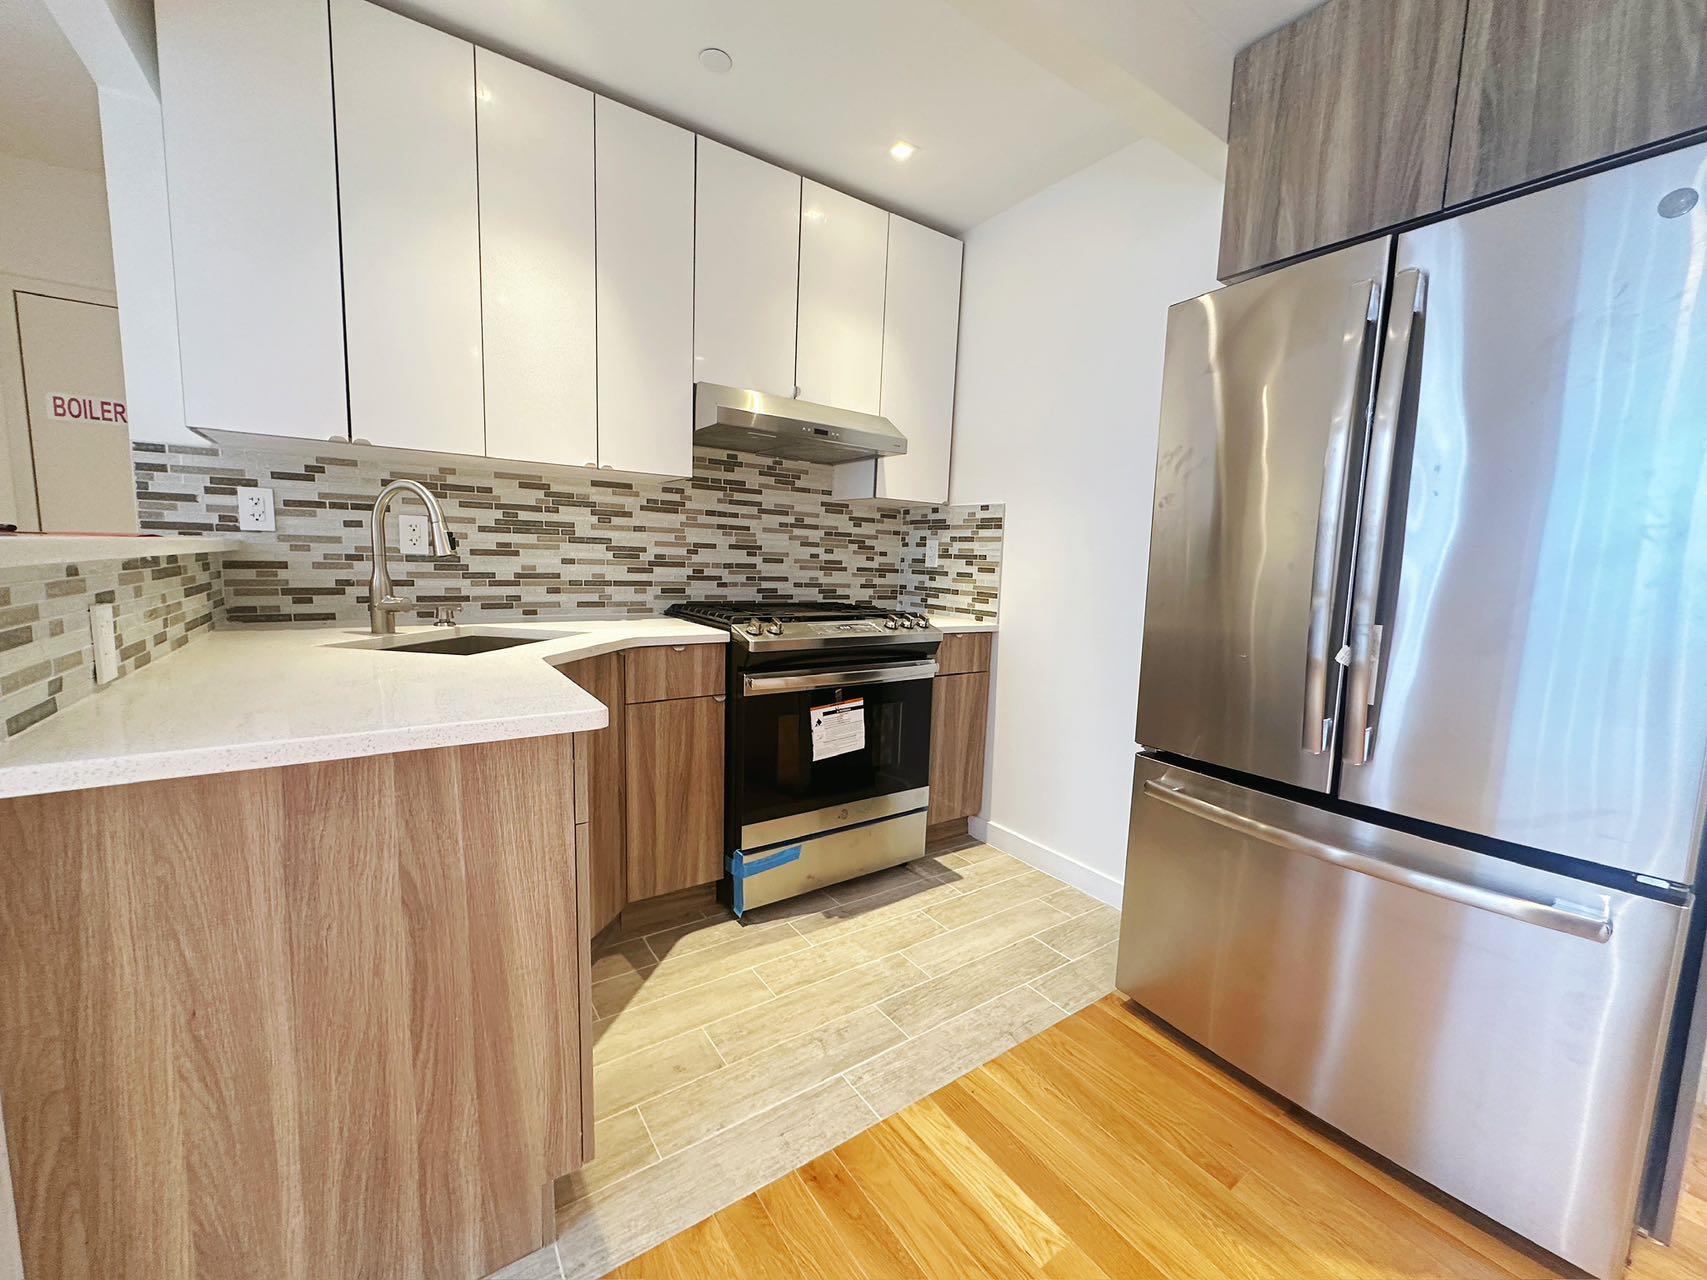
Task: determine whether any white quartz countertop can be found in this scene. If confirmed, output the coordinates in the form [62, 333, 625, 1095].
[0, 612, 995, 799]
[0, 618, 726, 798]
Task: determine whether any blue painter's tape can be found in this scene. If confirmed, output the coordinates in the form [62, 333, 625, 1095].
[728, 844, 802, 917]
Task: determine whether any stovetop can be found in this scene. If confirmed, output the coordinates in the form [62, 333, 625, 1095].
[666, 600, 938, 651]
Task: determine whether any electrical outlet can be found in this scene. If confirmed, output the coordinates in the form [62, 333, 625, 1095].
[238, 487, 275, 532]
[924, 533, 940, 569]
[88, 603, 119, 685]
[400, 515, 429, 555]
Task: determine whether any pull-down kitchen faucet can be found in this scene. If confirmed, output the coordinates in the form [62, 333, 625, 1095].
[367, 479, 458, 634]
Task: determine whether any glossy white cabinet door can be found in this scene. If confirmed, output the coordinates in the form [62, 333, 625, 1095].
[796, 181, 888, 414]
[476, 49, 597, 468]
[595, 98, 694, 477]
[157, 0, 346, 439]
[332, 0, 484, 456]
[694, 138, 801, 398]
[875, 216, 963, 503]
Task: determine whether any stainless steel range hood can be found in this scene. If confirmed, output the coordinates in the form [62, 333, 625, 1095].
[694, 382, 907, 464]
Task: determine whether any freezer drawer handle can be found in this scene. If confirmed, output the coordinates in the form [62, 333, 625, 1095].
[1344, 268, 1427, 767]
[1142, 780, 1613, 943]
[1302, 277, 1381, 755]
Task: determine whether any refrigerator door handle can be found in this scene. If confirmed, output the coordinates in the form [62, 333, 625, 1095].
[1343, 268, 1426, 766]
[1141, 779, 1614, 943]
[1302, 277, 1382, 754]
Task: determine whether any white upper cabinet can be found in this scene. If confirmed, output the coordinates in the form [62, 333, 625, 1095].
[595, 98, 695, 477]
[157, 0, 347, 439]
[796, 181, 888, 415]
[331, 0, 484, 456]
[693, 138, 801, 398]
[476, 49, 597, 468]
[873, 216, 963, 503]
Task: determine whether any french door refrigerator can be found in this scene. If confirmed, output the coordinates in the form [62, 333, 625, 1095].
[1118, 138, 1707, 1280]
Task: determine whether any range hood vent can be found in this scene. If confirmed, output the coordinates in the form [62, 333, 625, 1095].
[694, 383, 907, 465]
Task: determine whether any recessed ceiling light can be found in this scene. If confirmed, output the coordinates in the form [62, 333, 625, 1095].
[889, 140, 917, 162]
[698, 47, 733, 73]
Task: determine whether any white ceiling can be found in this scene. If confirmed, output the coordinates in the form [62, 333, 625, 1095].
[382, 0, 1322, 233]
[0, 0, 1322, 226]
[0, 0, 104, 172]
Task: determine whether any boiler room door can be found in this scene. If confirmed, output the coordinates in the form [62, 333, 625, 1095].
[15, 291, 138, 533]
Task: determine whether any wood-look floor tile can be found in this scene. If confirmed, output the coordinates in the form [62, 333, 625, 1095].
[845, 984, 1067, 1120]
[557, 1106, 658, 1207]
[1035, 904, 1120, 961]
[935, 850, 1030, 894]
[484, 1242, 565, 1280]
[556, 1078, 879, 1280]
[641, 1007, 904, 1157]
[600, 922, 809, 1014]
[779, 876, 964, 945]
[1031, 941, 1117, 1014]
[705, 955, 928, 1062]
[823, 861, 949, 906]
[939, 843, 1006, 869]
[593, 1028, 725, 1120]
[901, 898, 1070, 977]
[752, 909, 944, 995]
[592, 969, 773, 1061]
[879, 938, 1067, 1038]
[591, 937, 658, 985]
[1042, 883, 1103, 919]
[643, 911, 773, 961]
[925, 869, 1054, 931]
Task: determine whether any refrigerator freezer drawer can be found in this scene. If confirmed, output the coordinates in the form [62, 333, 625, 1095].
[1117, 756, 1688, 1280]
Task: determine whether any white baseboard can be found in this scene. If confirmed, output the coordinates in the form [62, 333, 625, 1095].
[971, 817, 1123, 908]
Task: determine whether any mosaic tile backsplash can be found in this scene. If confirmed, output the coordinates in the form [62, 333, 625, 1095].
[134, 440, 1003, 627]
[0, 552, 222, 743]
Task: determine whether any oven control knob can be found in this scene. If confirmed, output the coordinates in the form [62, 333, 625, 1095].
[884, 618, 899, 630]
[766, 621, 783, 635]
[744, 621, 763, 636]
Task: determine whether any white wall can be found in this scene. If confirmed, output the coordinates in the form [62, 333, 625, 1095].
[951, 138, 1222, 903]
[0, 151, 115, 290]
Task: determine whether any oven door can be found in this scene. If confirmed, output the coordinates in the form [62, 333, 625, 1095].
[734, 659, 936, 851]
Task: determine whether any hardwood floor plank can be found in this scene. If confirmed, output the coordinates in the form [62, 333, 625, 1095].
[751, 1172, 842, 1280]
[710, 1193, 820, 1280]
[790, 1155, 924, 1280]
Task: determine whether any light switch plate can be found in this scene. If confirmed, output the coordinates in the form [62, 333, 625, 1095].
[238, 487, 276, 531]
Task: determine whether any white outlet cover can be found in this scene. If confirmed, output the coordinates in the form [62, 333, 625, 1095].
[924, 533, 940, 569]
[400, 515, 429, 554]
[238, 486, 275, 532]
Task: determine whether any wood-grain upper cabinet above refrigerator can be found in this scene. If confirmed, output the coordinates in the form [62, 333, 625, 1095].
[331, 0, 484, 455]
[796, 181, 888, 414]
[694, 138, 802, 399]
[1218, 0, 1467, 280]
[476, 49, 597, 468]
[1445, 0, 1707, 206]
[595, 99, 695, 477]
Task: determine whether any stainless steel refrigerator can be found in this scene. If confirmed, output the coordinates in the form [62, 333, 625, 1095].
[1117, 138, 1707, 1279]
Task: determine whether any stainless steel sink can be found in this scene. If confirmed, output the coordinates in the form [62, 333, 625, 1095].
[383, 633, 556, 655]
[337, 628, 580, 656]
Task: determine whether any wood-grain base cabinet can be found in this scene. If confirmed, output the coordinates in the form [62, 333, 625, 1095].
[625, 694, 726, 899]
[0, 737, 591, 1280]
[929, 671, 991, 826]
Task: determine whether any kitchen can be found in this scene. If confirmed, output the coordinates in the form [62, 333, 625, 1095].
[0, 1, 1704, 1279]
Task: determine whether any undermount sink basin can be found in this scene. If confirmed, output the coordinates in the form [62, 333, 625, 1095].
[338, 628, 581, 656]
[384, 633, 558, 656]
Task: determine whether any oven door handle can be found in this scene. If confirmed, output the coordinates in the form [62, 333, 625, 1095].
[741, 660, 939, 696]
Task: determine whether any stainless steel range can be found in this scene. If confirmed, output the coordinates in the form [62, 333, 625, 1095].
[666, 600, 941, 913]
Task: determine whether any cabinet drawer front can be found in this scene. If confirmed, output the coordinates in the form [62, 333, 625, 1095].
[624, 644, 725, 702]
[935, 632, 992, 675]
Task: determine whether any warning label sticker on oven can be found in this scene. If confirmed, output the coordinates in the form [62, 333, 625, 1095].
[810, 697, 866, 761]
